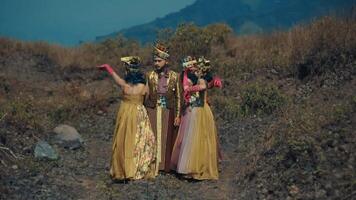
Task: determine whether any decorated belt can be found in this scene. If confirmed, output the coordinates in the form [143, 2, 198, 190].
[188, 95, 204, 107]
[190, 99, 204, 107]
[157, 95, 167, 108]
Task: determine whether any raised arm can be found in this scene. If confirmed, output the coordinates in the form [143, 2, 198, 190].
[97, 64, 129, 89]
[112, 72, 127, 88]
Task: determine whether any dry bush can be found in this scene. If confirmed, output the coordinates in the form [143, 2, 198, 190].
[157, 23, 232, 68]
[263, 91, 356, 156]
[208, 15, 356, 83]
[0, 97, 41, 130]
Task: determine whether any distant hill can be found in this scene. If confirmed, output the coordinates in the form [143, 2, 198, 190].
[96, 0, 356, 43]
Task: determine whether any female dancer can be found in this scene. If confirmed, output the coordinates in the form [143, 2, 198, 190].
[171, 56, 221, 180]
[98, 56, 156, 180]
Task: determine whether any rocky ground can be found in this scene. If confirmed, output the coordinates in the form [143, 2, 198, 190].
[0, 100, 268, 200]
[0, 82, 268, 199]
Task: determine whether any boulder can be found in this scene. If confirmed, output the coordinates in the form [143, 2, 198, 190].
[53, 124, 83, 150]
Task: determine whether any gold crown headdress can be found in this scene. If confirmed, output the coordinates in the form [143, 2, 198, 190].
[153, 43, 169, 60]
[120, 56, 141, 72]
[197, 56, 211, 72]
[182, 56, 197, 69]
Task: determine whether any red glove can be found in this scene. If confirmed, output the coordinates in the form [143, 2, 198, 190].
[97, 64, 114, 75]
[212, 76, 222, 88]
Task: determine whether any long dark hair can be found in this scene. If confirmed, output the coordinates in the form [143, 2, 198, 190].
[125, 71, 146, 84]
[202, 71, 213, 82]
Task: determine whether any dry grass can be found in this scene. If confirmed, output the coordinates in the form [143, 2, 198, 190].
[1, 15, 354, 79]
[211, 16, 356, 80]
[1, 14, 354, 124]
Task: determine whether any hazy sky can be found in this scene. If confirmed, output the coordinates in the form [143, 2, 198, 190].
[0, 0, 196, 46]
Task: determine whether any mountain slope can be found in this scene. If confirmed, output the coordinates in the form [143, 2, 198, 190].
[96, 0, 356, 43]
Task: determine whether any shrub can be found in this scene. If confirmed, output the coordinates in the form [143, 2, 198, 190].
[2, 99, 40, 130]
[240, 82, 287, 116]
[165, 23, 232, 67]
[213, 96, 242, 120]
[290, 16, 356, 80]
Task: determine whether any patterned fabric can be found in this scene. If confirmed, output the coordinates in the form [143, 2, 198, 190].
[188, 91, 204, 107]
[157, 96, 168, 108]
[153, 43, 169, 60]
[133, 105, 157, 179]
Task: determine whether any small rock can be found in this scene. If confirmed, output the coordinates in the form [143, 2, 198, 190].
[271, 69, 278, 74]
[288, 185, 300, 195]
[334, 172, 343, 178]
[34, 140, 59, 160]
[22, 146, 32, 154]
[262, 188, 268, 194]
[79, 90, 91, 101]
[12, 165, 18, 170]
[286, 196, 293, 200]
[315, 189, 327, 198]
[325, 182, 333, 190]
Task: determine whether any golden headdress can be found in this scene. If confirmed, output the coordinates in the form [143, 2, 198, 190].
[153, 43, 170, 60]
[182, 56, 197, 69]
[197, 56, 211, 73]
[120, 56, 141, 72]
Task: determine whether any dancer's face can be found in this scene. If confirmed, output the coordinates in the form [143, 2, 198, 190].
[185, 63, 197, 72]
[154, 57, 167, 70]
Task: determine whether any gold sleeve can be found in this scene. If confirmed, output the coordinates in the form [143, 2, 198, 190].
[175, 73, 181, 118]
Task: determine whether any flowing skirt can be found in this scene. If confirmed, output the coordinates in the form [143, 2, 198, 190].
[110, 101, 156, 180]
[171, 104, 219, 180]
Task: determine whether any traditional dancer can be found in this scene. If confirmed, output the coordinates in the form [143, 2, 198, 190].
[98, 56, 156, 180]
[171, 56, 221, 180]
[144, 43, 182, 173]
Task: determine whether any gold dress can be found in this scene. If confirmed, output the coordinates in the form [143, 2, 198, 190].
[171, 90, 219, 180]
[110, 94, 156, 180]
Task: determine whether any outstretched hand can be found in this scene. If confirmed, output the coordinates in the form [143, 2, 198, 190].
[97, 64, 114, 75]
[212, 76, 222, 88]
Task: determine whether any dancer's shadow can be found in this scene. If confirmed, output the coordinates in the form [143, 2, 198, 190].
[170, 171, 202, 183]
[111, 178, 130, 184]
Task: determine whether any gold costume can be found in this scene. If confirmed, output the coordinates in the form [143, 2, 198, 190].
[171, 90, 219, 180]
[110, 94, 156, 180]
[144, 69, 181, 172]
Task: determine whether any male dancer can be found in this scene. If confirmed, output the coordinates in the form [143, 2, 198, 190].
[144, 43, 181, 173]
